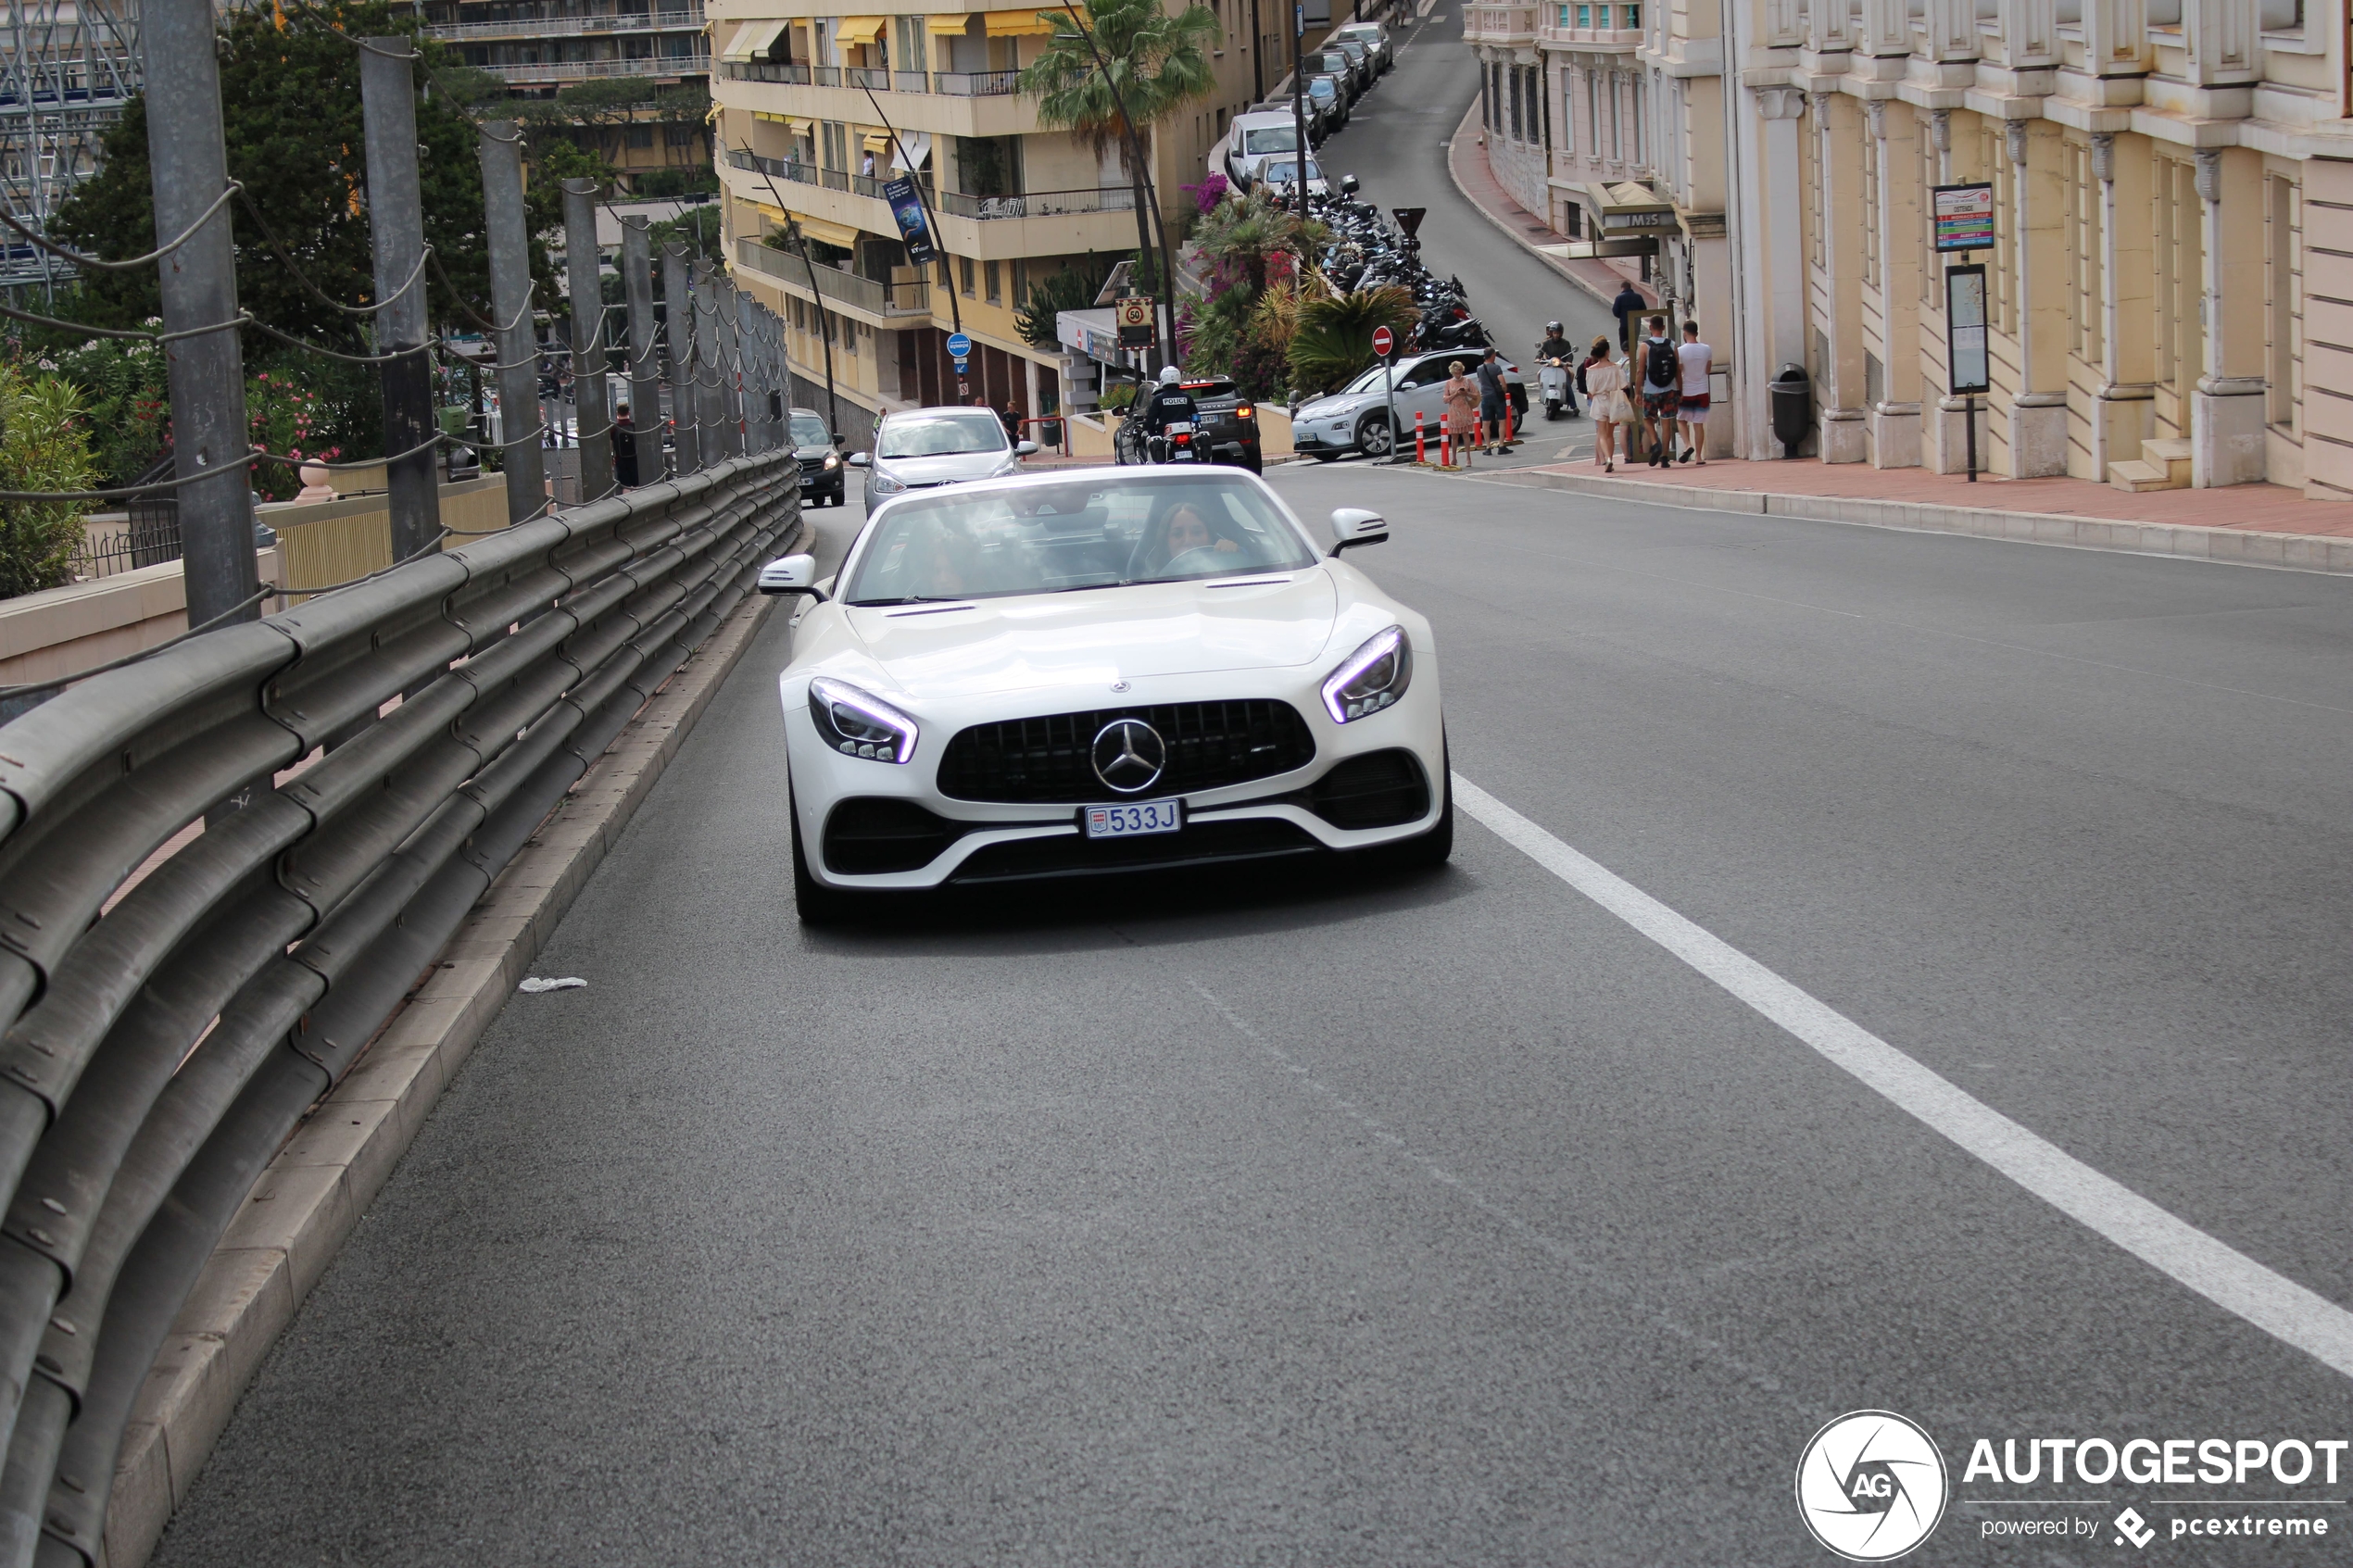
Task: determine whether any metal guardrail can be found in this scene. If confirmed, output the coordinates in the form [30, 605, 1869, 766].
[427, 8, 704, 41]
[0, 449, 798, 1567]
[722, 148, 1132, 224]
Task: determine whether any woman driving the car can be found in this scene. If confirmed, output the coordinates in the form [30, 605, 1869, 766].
[1139, 500, 1245, 576]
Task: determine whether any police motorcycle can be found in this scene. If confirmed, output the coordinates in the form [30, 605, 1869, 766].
[1139, 365, 1203, 465]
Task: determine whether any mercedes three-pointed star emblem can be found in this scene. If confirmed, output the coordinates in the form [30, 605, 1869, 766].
[1090, 717, 1167, 795]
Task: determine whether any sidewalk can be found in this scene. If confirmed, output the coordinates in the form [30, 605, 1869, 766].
[1441, 113, 2353, 574]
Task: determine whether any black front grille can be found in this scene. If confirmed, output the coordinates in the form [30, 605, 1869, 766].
[948, 819, 1320, 884]
[823, 797, 969, 875]
[937, 701, 1316, 804]
[1308, 749, 1431, 830]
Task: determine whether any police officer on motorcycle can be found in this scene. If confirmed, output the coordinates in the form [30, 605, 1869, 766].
[1537, 320, 1581, 420]
[1139, 364, 1200, 463]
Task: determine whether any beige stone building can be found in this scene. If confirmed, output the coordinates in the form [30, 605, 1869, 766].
[1471, 0, 2353, 496]
[707, 0, 1277, 439]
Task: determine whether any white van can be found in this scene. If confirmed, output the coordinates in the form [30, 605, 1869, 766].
[1220, 111, 1306, 192]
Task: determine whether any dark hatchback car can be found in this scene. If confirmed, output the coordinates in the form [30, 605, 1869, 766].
[790, 408, 846, 508]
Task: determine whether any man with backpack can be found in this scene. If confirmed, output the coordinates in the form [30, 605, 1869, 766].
[1476, 346, 1512, 455]
[1637, 315, 1681, 467]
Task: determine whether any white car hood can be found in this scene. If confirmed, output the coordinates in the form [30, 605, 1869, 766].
[845, 571, 1338, 700]
[875, 449, 1013, 488]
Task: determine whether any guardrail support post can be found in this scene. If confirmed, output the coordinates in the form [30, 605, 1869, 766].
[620, 217, 663, 486]
[361, 36, 438, 560]
[661, 244, 698, 476]
[563, 179, 615, 502]
[144, 0, 258, 630]
[692, 260, 727, 463]
[478, 121, 544, 522]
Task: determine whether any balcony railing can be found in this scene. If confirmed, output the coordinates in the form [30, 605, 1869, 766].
[736, 237, 933, 316]
[482, 53, 709, 82]
[1463, 3, 1541, 39]
[724, 147, 1132, 220]
[720, 60, 1024, 95]
[428, 9, 703, 42]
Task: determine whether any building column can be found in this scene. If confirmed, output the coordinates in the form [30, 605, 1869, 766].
[1816, 92, 1868, 462]
[2088, 131, 2152, 480]
[2007, 118, 2067, 476]
[1753, 85, 1808, 458]
[1869, 98, 1921, 467]
[2192, 144, 2268, 485]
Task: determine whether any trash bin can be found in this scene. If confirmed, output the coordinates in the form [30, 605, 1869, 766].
[1769, 363, 1813, 459]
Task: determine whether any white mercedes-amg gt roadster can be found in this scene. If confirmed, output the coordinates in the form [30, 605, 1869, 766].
[758, 467, 1449, 922]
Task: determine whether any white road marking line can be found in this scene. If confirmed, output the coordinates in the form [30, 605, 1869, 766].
[1451, 771, 2353, 1382]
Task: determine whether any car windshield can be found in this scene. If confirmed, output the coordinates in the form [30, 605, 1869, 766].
[1309, 78, 1337, 96]
[789, 413, 830, 447]
[876, 411, 1007, 458]
[843, 472, 1320, 605]
[1265, 159, 1322, 183]
[1241, 125, 1298, 154]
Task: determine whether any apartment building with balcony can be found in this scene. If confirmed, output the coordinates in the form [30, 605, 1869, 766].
[1473, 0, 2353, 497]
[708, 0, 1271, 439]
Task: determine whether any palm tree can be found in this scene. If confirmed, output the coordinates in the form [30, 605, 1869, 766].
[1020, 0, 1218, 369]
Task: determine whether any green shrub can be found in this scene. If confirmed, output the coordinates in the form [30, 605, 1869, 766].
[0, 365, 100, 599]
[1287, 285, 1417, 398]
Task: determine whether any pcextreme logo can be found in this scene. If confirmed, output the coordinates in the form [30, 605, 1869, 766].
[1796, 1411, 1952, 1562]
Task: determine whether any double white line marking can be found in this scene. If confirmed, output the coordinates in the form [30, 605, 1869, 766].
[1453, 772, 2353, 1382]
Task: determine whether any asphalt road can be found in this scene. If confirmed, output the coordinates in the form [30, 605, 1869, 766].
[1304, 3, 1611, 470]
[146, 466, 2353, 1567]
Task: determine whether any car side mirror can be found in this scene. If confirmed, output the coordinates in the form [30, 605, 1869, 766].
[758, 553, 826, 598]
[1328, 508, 1388, 554]
[1015, 439, 1039, 456]
[847, 451, 872, 468]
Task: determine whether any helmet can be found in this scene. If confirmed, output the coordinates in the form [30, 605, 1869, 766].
[1546, 320, 1563, 336]
[1158, 365, 1182, 385]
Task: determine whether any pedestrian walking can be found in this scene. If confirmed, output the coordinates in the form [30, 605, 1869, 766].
[1636, 314, 1682, 467]
[613, 404, 639, 487]
[1441, 359, 1478, 464]
[1675, 320, 1713, 465]
[1612, 279, 1646, 355]
[1000, 397, 1024, 445]
[1581, 335, 1629, 472]
[1475, 346, 1510, 456]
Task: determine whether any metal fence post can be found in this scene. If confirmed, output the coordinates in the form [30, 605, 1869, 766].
[661, 243, 698, 476]
[691, 259, 725, 465]
[143, 0, 257, 630]
[734, 292, 759, 453]
[562, 179, 614, 503]
[722, 276, 749, 458]
[360, 36, 437, 561]
[620, 217, 662, 486]
[478, 120, 544, 522]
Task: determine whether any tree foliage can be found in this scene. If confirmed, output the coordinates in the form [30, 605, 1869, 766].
[1014, 254, 1122, 349]
[0, 366, 100, 598]
[49, 1, 552, 343]
[1020, 0, 1219, 178]
[1287, 284, 1418, 396]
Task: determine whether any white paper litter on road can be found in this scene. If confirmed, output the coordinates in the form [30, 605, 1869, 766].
[517, 977, 587, 994]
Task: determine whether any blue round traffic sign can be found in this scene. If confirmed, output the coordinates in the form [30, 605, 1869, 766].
[945, 332, 972, 358]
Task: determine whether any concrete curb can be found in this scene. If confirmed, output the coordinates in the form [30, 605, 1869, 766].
[1442, 464, 2353, 575]
[101, 541, 801, 1568]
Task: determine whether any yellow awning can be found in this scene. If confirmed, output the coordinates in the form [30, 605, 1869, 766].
[755, 111, 816, 132]
[927, 12, 975, 32]
[835, 14, 886, 44]
[862, 132, 893, 156]
[765, 211, 863, 249]
[722, 18, 786, 59]
[984, 8, 1055, 34]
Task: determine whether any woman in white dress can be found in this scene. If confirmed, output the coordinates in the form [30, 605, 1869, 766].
[1580, 336, 1632, 472]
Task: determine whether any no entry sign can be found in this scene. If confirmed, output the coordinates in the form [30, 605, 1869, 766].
[1371, 325, 1394, 358]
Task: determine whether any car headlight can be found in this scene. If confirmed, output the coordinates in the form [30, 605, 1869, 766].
[1320, 625, 1412, 722]
[823, 452, 840, 470]
[868, 468, 904, 495]
[806, 676, 919, 762]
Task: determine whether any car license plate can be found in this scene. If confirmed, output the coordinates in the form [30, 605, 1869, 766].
[1084, 800, 1181, 838]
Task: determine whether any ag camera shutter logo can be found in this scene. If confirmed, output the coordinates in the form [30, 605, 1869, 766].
[1796, 1411, 1950, 1562]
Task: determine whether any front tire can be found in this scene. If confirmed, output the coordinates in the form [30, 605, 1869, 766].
[1355, 412, 1394, 458]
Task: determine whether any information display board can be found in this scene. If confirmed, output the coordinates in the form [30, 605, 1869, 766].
[1931, 182, 1996, 253]
[1946, 265, 1990, 395]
